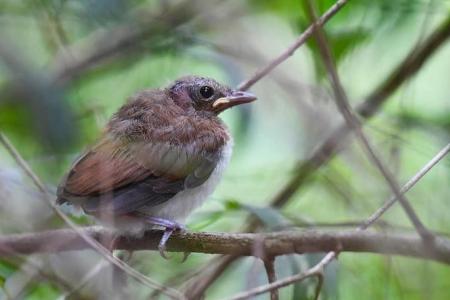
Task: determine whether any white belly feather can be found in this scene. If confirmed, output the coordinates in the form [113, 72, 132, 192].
[140, 140, 232, 221]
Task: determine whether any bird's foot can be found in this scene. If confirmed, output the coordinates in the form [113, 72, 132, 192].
[140, 216, 189, 260]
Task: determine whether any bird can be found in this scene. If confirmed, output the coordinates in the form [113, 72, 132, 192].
[56, 75, 257, 258]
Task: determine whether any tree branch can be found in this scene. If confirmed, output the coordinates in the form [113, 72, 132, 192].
[237, 0, 349, 91]
[263, 257, 279, 300]
[226, 252, 334, 300]
[1, 228, 450, 265]
[360, 143, 450, 230]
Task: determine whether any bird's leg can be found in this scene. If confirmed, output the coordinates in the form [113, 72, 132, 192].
[136, 214, 188, 260]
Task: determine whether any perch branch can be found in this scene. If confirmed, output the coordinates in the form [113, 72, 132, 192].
[1, 228, 450, 264]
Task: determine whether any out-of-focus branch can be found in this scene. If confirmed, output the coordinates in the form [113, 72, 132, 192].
[1, 228, 450, 264]
[50, 1, 196, 84]
[360, 143, 450, 230]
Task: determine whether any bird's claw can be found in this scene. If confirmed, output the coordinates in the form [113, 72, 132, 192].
[136, 214, 187, 260]
[158, 230, 190, 262]
[158, 227, 176, 260]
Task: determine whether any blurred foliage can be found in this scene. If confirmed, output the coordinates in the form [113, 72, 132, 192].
[0, 0, 449, 299]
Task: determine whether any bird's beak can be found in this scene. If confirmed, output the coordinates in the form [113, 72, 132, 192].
[212, 90, 257, 112]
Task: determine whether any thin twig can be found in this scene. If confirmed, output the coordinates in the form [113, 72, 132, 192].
[0, 131, 185, 300]
[360, 143, 450, 230]
[263, 257, 279, 300]
[225, 252, 335, 300]
[313, 271, 324, 300]
[0, 133, 47, 193]
[57, 261, 109, 300]
[306, 0, 433, 241]
[183, 255, 238, 299]
[237, 0, 349, 91]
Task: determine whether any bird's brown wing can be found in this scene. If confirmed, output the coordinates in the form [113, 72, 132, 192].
[57, 135, 219, 215]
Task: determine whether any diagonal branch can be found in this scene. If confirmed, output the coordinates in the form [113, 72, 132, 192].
[237, 0, 349, 91]
[0, 132, 185, 300]
[360, 143, 450, 230]
[226, 252, 334, 300]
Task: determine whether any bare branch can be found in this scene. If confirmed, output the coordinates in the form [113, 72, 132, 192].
[237, 0, 349, 91]
[360, 143, 450, 229]
[0, 133, 47, 193]
[263, 257, 279, 300]
[50, 1, 202, 84]
[183, 255, 238, 299]
[225, 252, 334, 300]
[1, 228, 450, 264]
[313, 270, 324, 300]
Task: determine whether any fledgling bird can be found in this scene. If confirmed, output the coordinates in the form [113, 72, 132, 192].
[56, 75, 256, 257]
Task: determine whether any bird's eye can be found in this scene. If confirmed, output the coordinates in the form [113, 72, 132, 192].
[199, 86, 214, 99]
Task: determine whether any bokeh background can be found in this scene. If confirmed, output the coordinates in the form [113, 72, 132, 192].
[0, 0, 449, 299]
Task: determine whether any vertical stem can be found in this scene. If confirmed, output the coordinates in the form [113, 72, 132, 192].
[263, 257, 279, 300]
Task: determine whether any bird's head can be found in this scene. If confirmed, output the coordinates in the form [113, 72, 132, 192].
[168, 76, 256, 114]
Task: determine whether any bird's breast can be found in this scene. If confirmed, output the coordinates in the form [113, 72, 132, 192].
[138, 139, 233, 221]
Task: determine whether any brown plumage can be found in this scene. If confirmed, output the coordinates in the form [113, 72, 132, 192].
[57, 76, 256, 255]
